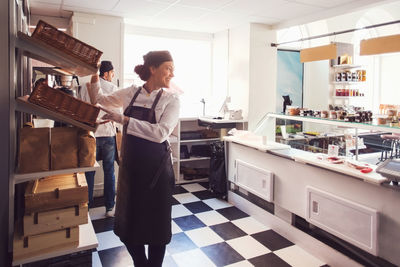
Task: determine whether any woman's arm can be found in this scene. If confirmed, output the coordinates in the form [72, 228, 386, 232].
[89, 76, 134, 109]
[126, 94, 180, 143]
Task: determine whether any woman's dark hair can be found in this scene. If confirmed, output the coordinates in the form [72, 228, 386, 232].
[134, 64, 151, 81]
[134, 50, 173, 81]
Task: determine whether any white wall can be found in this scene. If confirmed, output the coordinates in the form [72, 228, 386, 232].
[227, 23, 278, 130]
[30, 15, 71, 33]
[209, 30, 229, 116]
[71, 12, 123, 86]
[249, 24, 277, 131]
[303, 60, 329, 110]
[228, 24, 250, 120]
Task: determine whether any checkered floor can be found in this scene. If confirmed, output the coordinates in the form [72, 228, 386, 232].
[89, 182, 328, 267]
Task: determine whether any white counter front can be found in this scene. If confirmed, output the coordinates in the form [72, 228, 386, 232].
[225, 140, 400, 266]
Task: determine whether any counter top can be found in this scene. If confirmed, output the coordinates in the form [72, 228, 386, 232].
[224, 134, 290, 152]
[292, 153, 387, 184]
[226, 137, 388, 185]
[199, 117, 247, 124]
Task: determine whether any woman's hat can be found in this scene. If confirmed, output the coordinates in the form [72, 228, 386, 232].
[143, 51, 173, 67]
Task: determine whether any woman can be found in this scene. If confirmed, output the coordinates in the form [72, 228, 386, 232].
[89, 50, 179, 267]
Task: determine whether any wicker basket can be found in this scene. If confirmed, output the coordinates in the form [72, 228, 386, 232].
[29, 83, 100, 127]
[32, 20, 102, 68]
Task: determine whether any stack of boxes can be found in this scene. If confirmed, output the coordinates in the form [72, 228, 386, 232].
[13, 173, 88, 262]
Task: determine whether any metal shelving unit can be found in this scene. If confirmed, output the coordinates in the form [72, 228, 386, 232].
[8, 2, 99, 264]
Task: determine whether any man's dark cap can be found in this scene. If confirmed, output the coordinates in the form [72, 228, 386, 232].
[100, 60, 114, 74]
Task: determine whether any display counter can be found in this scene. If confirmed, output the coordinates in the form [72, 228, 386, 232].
[224, 132, 400, 266]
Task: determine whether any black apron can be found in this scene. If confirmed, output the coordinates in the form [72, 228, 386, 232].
[114, 87, 175, 245]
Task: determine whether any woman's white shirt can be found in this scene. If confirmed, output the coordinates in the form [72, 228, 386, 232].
[92, 81, 180, 143]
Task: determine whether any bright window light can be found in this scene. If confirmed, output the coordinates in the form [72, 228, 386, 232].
[124, 33, 212, 117]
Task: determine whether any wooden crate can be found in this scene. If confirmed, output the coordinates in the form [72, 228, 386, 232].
[32, 20, 102, 68]
[25, 173, 88, 214]
[29, 83, 100, 127]
[24, 204, 88, 236]
[13, 226, 79, 262]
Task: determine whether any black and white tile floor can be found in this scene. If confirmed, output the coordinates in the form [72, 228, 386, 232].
[89, 182, 328, 267]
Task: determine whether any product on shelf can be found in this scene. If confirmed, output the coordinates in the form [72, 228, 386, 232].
[17, 127, 96, 173]
[17, 127, 50, 173]
[32, 20, 102, 68]
[28, 83, 100, 127]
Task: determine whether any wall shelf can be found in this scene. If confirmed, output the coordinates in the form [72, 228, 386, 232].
[16, 32, 98, 77]
[16, 96, 98, 132]
[332, 64, 362, 69]
[333, 96, 364, 99]
[180, 156, 211, 162]
[14, 162, 101, 184]
[332, 81, 365, 85]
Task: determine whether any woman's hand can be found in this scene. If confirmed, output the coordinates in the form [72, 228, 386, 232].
[99, 105, 129, 125]
[91, 74, 99, 84]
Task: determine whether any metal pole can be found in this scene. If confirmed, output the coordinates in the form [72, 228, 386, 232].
[271, 20, 400, 47]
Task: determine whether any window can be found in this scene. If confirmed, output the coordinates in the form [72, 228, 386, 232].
[124, 28, 212, 117]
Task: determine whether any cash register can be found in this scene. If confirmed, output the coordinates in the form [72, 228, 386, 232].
[376, 159, 400, 184]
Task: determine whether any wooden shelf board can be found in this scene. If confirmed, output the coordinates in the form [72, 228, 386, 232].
[16, 32, 98, 77]
[12, 216, 98, 266]
[14, 162, 101, 184]
[16, 95, 98, 132]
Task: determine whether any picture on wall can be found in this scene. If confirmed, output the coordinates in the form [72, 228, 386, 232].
[276, 49, 304, 113]
[276, 49, 304, 135]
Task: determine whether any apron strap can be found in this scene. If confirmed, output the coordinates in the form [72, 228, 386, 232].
[147, 89, 163, 122]
[124, 87, 142, 116]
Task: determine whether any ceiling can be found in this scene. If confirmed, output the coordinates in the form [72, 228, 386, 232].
[29, 0, 392, 33]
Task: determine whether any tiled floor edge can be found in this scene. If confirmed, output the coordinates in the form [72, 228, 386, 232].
[227, 190, 363, 267]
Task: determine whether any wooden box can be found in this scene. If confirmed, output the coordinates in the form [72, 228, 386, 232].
[13, 226, 79, 262]
[25, 173, 88, 214]
[23, 204, 88, 236]
[29, 83, 100, 127]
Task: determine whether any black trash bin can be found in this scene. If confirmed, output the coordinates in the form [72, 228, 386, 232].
[209, 141, 227, 199]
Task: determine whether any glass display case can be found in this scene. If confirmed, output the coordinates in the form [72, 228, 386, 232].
[254, 113, 400, 162]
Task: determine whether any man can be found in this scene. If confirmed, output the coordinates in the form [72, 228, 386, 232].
[81, 60, 120, 217]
